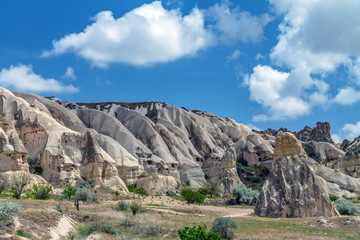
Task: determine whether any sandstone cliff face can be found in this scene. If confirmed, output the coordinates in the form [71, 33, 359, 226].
[0, 88, 128, 193]
[255, 132, 339, 218]
[57, 101, 266, 188]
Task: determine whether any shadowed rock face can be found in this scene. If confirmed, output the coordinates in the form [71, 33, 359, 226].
[255, 132, 339, 218]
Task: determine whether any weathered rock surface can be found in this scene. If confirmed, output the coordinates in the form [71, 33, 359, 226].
[1, 88, 128, 193]
[255, 132, 339, 218]
[136, 173, 177, 195]
[302, 141, 345, 163]
[313, 164, 360, 192]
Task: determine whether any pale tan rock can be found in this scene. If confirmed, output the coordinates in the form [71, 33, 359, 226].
[136, 173, 177, 195]
[273, 131, 306, 161]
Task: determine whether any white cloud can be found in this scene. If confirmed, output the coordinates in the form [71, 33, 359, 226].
[255, 53, 265, 60]
[335, 121, 360, 141]
[246, 123, 261, 131]
[246, 65, 310, 121]
[227, 49, 241, 62]
[43, 1, 212, 67]
[333, 87, 360, 105]
[246, 0, 360, 121]
[0, 64, 79, 93]
[62, 67, 76, 80]
[43, 1, 271, 67]
[331, 134, 342, 144]
[207, 2, 271, 44]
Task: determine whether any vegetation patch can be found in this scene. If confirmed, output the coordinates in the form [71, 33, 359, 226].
[236, 159, 269, 191]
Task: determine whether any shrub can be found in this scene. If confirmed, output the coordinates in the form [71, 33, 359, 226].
[210, 217, 237, 240]
[0, 200, 21, 227]
[102, 223, 116, 235]
[231, 184, 259, 205]
[198, 188, 208, 196]
[144, 225, 162, 236]
[206, 182, 221, 198]
[116, 201, 129, 212]
[336, 200, 358, 215]
[180, 188, 206, 204]
[329, 195, 338, 202]
[78, 224, 94, 236]
[130, 201, 142, 216]
[62, 186, 76, 201]
[32, 184, 52, 200]
[178, 225, 223, 240]
[75, 187, 96, 202]
[120, 217, 135, 227]
[127, 184, 149, 196]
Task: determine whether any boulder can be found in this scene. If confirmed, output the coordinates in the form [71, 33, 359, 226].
[255, 132, 339, 218]
[136, 173, 177, 195]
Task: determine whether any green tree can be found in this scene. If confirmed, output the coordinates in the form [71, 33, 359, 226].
[62, 186, 76, 201]
[11, 173, 32, 199]
[210, 217, 237, 240]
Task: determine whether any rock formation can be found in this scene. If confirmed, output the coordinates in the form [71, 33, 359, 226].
[255, 132, 339, 218]
[136, 173, 177, 195]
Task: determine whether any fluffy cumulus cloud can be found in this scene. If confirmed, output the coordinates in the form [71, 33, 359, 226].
[333, 121, 360, 142]
[0, 64, 79, 93]
[333, 87, 360, 105]
[43, 1, 211, 67]
[43, 1, 270, 67]
[62, 67, 76, 80]
[245, 65, 310, 121]
[246, 0, 360, 121]
[206, 2, 271, 44]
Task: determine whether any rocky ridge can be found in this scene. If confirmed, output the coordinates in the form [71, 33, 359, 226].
[0, 87, 359, 200]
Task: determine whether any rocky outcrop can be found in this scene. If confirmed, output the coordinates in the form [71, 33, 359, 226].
[0, 88, 129, 194]
[302, 141, 345, 164]
[136, 173, 177, 195]
[313, 164, 360, 192]
[308, 122, 334, 144]
[255, 132, 339, 218]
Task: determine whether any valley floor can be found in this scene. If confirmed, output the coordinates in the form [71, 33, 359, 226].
[1, 195, 360, 240]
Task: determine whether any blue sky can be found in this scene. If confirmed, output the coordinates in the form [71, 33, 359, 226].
[1, 0, 360, 142]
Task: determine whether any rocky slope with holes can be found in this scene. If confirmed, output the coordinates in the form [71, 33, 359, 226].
[0, 86, 360, 198]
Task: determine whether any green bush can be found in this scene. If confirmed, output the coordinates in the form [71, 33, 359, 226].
[116, 201, 129, 211]
[102, 223, 116, 234]
[0, 200, 21, 227]
[75, 187, 96, 202]
[206, 182, 221, 198]
[16, 229, 30, 238]
[231, 184, 259, 205]
[178, 225, 223, 240]
[210, 217, 237, 240]
[329, 195, 338, 202]
[336, 200, 358, 215]
[180, 188, 206, 204]
[62, 186, 76, 201]
[32, 184, 52, 200]
[198, 188, 208, 196]
[127, 184, 149, 196]
[130, 201, 142, 216]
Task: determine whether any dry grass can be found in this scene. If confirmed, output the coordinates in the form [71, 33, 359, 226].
[1, 194, 360, 240]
